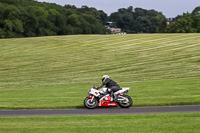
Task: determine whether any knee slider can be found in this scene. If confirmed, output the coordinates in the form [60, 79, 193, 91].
[107, 88, 111, 92]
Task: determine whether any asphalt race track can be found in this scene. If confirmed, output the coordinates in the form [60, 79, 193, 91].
[0, 105, 200, 117]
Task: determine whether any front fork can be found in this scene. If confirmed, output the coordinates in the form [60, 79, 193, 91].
[88, 96, 95, 102]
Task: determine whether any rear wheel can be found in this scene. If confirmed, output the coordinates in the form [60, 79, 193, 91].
[118, 95, 132, 108]
[84, 97, 98, 109]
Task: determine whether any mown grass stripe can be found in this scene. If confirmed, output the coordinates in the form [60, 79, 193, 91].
[0, 34, 200, 109]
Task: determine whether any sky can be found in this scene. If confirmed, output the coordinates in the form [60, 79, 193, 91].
[37, 0, 200, 18]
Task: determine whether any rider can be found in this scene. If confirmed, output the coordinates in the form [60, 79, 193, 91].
[97, 75, 121, 102]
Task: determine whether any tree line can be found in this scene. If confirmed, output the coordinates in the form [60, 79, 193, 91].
[108, 6, 200, 33]
[0, 0, 110, 38]
[0, 0, 200, 38]
[109, 6, 167, 33]
[165, 6, 200, 33]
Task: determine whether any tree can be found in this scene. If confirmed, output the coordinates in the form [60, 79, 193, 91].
[109, 6, 167, 33]
[192, 6, 200, 15]
[98, 10, 108, 25]
[165, 13, 197, 33]
[192, 6, 200, 32]
[0, 0, 108, 38]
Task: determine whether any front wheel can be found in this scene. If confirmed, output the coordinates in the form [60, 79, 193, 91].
[84, 97, 98, 109]
[117, 95, 132, 108]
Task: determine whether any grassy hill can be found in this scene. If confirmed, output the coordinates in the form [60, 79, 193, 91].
[0, 34, 200, 109]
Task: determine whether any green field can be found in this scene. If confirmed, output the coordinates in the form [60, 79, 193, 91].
[0, 112, 200, 133]
[0, 34, 200, 109]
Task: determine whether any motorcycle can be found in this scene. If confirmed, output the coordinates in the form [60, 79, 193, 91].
[84, 85, 133, 109]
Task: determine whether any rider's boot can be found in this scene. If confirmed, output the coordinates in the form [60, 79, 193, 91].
[110, 94, 117, 103]
[113, 94, 118, 102]
[109, 91, 114, 103]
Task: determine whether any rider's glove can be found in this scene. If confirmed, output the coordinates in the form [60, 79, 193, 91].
[97, 84, 103, 90]
[96, 86, 100, 90]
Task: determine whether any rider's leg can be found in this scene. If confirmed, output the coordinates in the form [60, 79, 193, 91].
[107, 88, 114, 102]
[110, 86, 121, 102]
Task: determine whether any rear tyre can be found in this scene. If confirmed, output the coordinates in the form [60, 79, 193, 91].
[84, 97, 98, 109]
[118, 95, 132, 108]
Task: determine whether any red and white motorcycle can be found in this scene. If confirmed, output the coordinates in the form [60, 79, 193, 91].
[84, 85, 133, 109]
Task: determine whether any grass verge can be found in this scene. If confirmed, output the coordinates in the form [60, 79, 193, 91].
[0, 112, 200, 133]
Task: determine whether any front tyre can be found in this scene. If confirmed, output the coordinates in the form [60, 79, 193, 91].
[84, 97, 98, 109]
[118, 95, 132, 108]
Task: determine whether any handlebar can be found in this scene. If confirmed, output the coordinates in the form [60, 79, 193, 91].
[93, 85, 98, 89]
